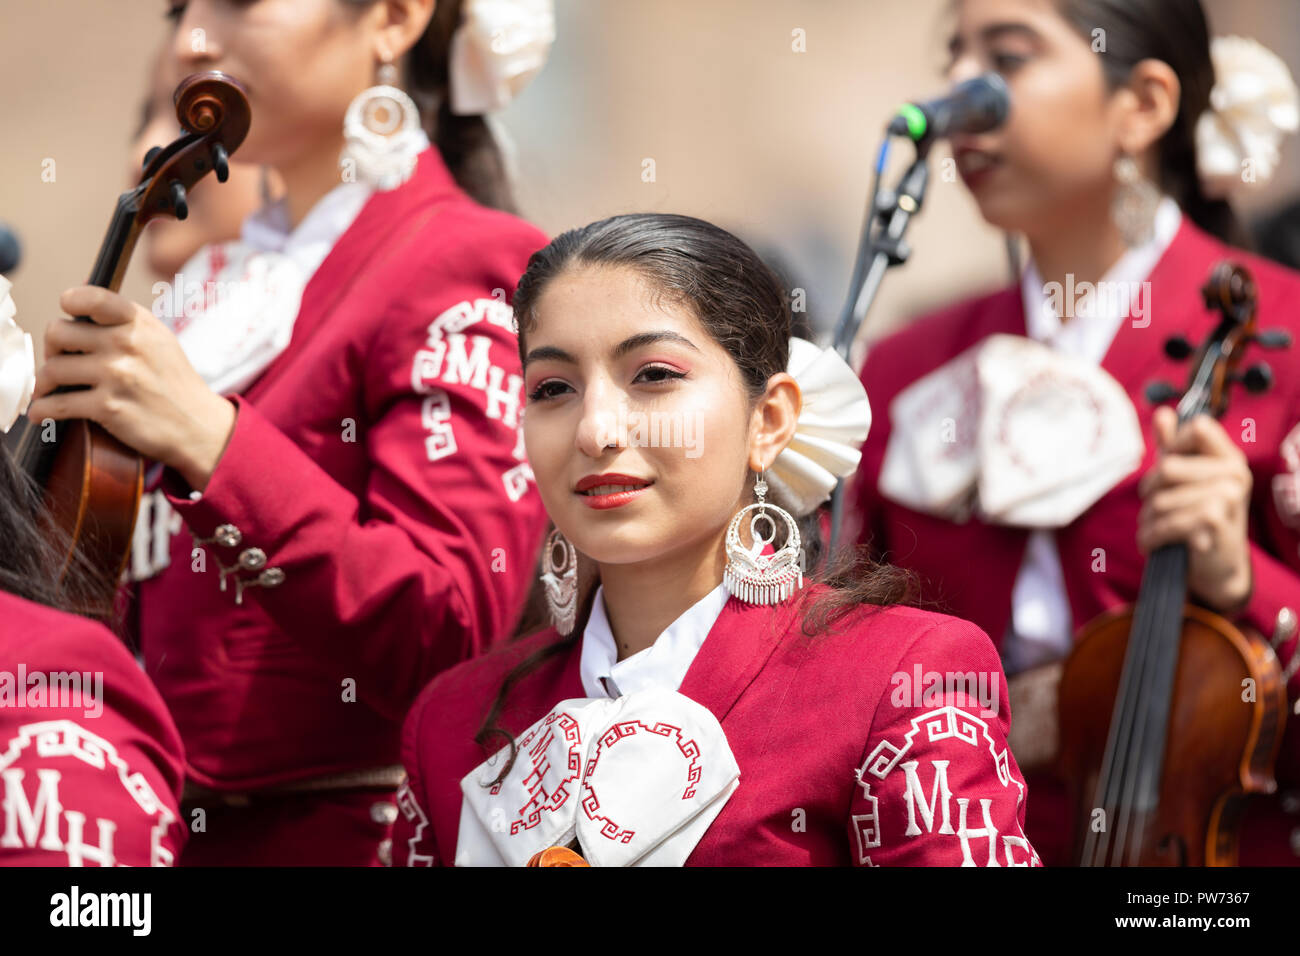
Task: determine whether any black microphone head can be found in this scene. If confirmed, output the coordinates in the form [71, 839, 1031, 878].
[889, 72, 1011, 141]
[0, 225, 20, 274]
[956, 73, 1011, 132]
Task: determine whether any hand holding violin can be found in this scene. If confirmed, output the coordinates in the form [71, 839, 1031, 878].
[1137, 405, 1253, 613]
[28, 286, 236, 493]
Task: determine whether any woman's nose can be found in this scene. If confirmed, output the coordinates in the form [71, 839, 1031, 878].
[574, 381, 623, 459]
[947, 52, 985, 86]
[172, 2, 223, 69]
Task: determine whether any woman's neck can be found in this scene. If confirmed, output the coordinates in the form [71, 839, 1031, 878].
[275, 131, 349, 230]
[1026, 189, 1130, 302]
[596, 535, 728, 661]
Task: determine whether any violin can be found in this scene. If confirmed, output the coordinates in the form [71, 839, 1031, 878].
[1058, 262, 1290, 866]
[4, 72, 249, 610]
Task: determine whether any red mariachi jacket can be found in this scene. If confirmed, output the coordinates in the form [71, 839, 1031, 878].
[130, 147, 550, 790]
[0, 591, 186, 865]
[850, 218, 1300, 862]
[393, 583, 1040, 866]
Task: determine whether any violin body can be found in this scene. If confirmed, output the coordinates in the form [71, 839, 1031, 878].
[41, 421, 143, 590]
[1060, 603, 1285, 865]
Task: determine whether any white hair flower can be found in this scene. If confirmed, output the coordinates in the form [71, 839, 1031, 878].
[449, 0, 556, 115]
[0, 275, 35, 434]
[1196, 35, 1300, 199]
[764, 337, 872, 518]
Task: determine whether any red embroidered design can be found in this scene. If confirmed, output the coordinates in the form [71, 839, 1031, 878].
[579, 719, 703, 843]
[501, 711, 582, 835]
[995, 370, 1106, 478]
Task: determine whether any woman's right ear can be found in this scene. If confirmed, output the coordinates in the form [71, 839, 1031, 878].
[1116, 58, 1182, 158]
[372, 0, 437, 62]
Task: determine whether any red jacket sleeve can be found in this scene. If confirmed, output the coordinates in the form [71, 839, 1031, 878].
[848, 618, 1041, 866]
[0, 612, 187, 866]
[160, 255, 549, 719]
[1238, 422, 1300, 702]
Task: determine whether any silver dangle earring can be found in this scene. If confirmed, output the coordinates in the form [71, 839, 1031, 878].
[539, 527, 579, 635]
[723, 468, 803, 606]
[340, 57, 424, 191]
[1111, 155, 1159, 247]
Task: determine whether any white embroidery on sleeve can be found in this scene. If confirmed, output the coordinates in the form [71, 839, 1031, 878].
[394, 778, 435, 866]
[0, 720, 177, 867]
[857, 705, 1039, 866]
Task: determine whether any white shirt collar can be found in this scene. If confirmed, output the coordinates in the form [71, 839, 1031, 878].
[1020, 195, 1182, 363]
[579, 581, 730, 699]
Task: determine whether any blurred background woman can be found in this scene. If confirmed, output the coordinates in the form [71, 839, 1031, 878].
[25, 0, 553, 865]
[850, 0, 1300, 864]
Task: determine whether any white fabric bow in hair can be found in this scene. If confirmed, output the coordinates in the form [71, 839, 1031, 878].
[878, 335, 1144, 527]
[0, 275, 36, 434]
[765, 336, 872, 517]
[455, 689, 740, 867]
[449, 0, 556, 115]
[1196, 35, 1300, 199]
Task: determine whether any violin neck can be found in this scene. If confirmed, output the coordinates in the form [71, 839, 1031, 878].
[5, 193, 142, 488]
[87, 191, 145, 294]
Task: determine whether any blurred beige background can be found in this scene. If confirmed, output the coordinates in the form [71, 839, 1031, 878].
[2, 0, 1297, 367]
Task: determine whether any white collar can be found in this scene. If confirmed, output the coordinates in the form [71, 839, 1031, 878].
[240, 179, 374, 267]
[579, 581, 730, 699]
[1020, 195, 1182, 362]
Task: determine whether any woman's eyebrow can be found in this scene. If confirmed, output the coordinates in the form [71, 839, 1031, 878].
[948, 21, 1040, 57]
[611, 330, 700, 359]
[523, 344, 574, 368]
[980, 22, 1041, 45]
[524, 331, 700, 369]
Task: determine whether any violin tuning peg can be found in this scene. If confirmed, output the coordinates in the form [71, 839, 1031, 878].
[1255, 329, 1293, 350]
[211, 143, 229, 183]
[1238, 362, 1273, 394]
[1145, 381, 1180, 404]
[168, 181, 189, 221]
[1163, 335, 1194, 361]
[142, 146, 162, 170]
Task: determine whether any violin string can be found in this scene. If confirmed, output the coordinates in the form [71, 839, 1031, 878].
[1086, 553, 1160, 865]
[1124, 545, 1186, 864]
[1109, 551, 1168, 865]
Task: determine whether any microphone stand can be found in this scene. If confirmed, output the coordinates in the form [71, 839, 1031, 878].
[825, 133, 934, 565]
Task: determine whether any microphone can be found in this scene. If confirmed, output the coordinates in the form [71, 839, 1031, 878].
[0, 224, 20, 274]
[887, 73, 1010, 142]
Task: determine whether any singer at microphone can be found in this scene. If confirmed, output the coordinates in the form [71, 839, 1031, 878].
[887, 73, 1011, 142]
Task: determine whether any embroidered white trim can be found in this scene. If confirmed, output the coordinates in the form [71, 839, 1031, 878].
[454, 689, 739, 866]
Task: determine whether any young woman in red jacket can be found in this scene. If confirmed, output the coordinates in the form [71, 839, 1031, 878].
[392, 213, 1040, 867]
[25, 0, 553, 864]
[849, 0, 1300, 864]
[0, 284, 186, 867]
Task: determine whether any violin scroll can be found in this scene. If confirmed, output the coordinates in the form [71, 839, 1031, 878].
[1145, 260, 1291, 419]
[137, 71, 251, 228]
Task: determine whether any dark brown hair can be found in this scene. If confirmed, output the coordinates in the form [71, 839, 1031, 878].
[477, 213, 915, 779]
[344, 0, 517, 212]
[0, 444, 111, 625]
[1055, 0, 1249, 247]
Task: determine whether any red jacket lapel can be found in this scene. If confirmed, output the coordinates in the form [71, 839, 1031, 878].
[677, 590, 809, 725]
